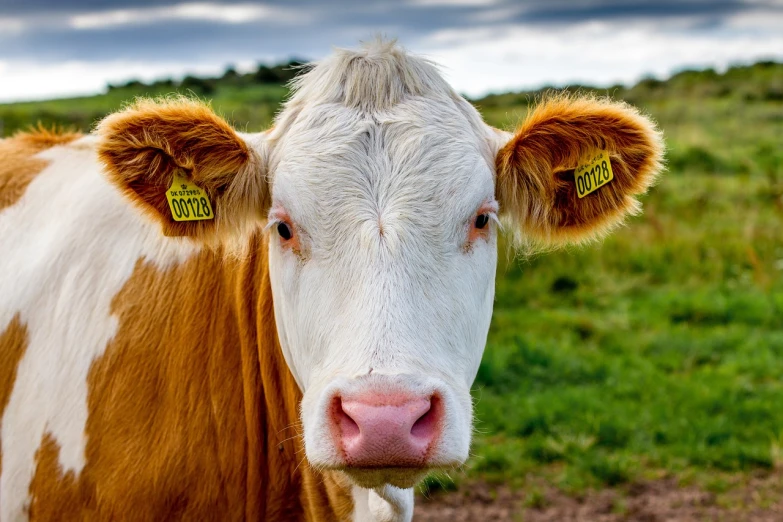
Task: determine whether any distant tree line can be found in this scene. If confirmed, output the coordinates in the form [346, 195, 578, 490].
[107, 59, 308, 95]
[474, 60, 783, 108]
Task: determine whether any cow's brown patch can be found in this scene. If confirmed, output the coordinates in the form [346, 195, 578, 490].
[0, 127, 81, 210]
[29, 434, 83, 521]
[304, 469, 355, 521]
[27, 233, 352, 520]
[0, 314, 29, 481]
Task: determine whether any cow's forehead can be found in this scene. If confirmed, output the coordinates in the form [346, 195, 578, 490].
[271, 99, 495, 235]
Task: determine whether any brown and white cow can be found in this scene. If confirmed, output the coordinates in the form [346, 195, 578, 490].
[0, 40, 663, 521]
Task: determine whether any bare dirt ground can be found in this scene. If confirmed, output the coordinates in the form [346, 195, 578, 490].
[414, 472, 783, 521]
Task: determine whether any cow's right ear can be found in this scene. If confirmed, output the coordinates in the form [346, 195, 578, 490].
[97, 97, 270, 241]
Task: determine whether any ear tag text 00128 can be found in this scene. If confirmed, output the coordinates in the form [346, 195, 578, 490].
[574, 150, 614, 198]
[165, 169, 214, 221]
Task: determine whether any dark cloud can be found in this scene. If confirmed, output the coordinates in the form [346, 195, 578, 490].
[1, 22, 353, 63]
[0, 2, 510, 63]
[0, 0, 429, 16]
[516, 0, 755, 23]
[0, 0, 246, 15]
[1, 0, 777, 18]
[1, 0, 780, 66]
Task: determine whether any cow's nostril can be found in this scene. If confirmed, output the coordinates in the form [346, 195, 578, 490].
[410, 395, 439, 439]
[333, 397, 361, 438]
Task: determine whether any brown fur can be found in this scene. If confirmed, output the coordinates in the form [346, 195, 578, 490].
[0, 315, 29, 483]
[96, 97, 269, 241]
[496, 94, 664, 249]
[0, 127, 81, 210]
[25, 233, 352, 520]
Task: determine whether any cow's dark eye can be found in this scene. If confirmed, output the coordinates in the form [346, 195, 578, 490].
[277, 222, 293, 240]
[475, 214, 489, 229]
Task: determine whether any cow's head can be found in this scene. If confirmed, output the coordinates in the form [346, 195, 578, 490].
[98, 42, 662, 492]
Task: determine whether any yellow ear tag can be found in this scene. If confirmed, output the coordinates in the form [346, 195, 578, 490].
[165, 170, 214, 221]
[574, 150, 614, 198]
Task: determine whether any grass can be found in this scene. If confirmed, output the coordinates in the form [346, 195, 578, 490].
[2, 60, 782, 497]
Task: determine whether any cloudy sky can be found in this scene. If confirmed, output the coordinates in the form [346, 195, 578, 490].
[0, 0, 782, 102]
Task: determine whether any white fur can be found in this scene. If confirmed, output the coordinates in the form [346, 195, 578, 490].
[369, 486, 414, 522]
[352, 486, 413, 522]
[265, 40, 501, 500]
[0, 137, 198, 521]
[352, 486, 372, 521]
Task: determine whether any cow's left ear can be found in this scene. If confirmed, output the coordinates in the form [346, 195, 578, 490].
[495, 95, 664, 249]
[97, 97, 270, 241]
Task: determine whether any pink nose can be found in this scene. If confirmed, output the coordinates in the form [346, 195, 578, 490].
[331, 394, 442, 467]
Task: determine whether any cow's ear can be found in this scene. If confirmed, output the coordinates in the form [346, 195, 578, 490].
[97, 97, 270, 241]
[495, 94, 664, 249]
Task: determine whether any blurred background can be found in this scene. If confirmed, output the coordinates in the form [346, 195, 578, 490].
[2, 1, 782, 520]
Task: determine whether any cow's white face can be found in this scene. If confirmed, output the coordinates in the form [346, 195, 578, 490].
[267, 96, 499, 488]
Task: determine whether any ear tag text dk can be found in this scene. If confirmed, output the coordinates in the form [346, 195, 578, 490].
[166, 170, 214, 221]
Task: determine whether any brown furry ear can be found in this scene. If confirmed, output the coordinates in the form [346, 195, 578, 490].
[495, 94, 664, 249]
[96, 97, 269, 240]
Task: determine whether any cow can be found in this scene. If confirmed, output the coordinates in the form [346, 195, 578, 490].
[0, 40, 663, 521]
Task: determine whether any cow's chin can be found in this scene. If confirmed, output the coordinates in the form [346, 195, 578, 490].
[340, 467, 430, 490]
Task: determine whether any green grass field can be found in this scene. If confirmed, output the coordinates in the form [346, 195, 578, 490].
[2, 62, 782, 498]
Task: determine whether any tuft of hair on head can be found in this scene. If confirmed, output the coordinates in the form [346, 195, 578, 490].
[286, 36, 455, 113]
[496, 91, 665, 253]
[96, 95, 268, 245]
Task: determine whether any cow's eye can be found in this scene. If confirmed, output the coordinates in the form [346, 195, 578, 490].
[466, 202, 498, 247]
[277, 222, 293, 241]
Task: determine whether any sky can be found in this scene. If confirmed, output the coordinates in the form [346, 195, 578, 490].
[0, 0, 782, 102]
